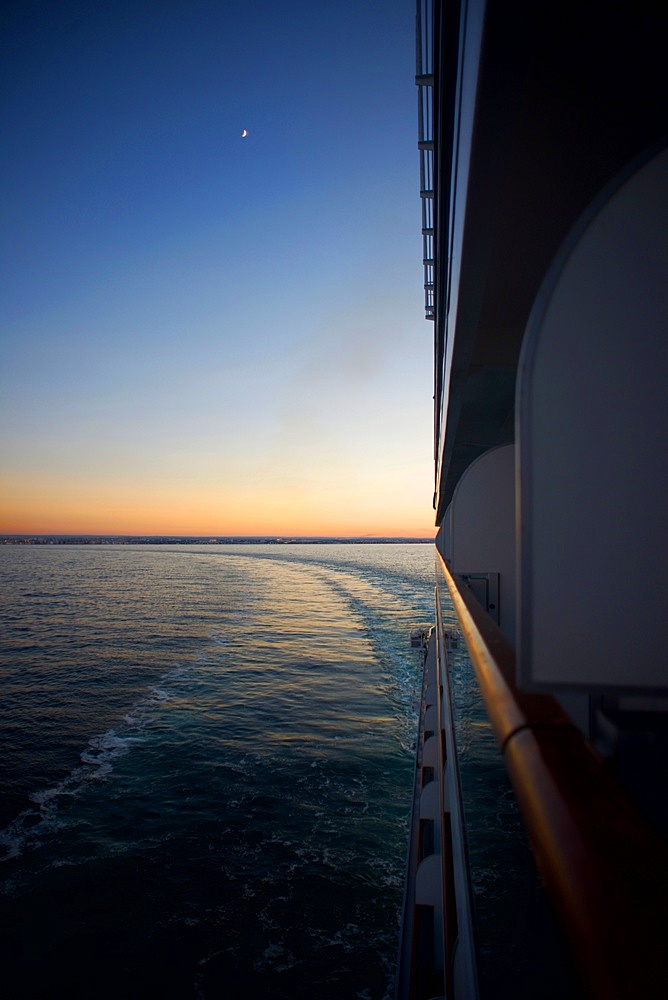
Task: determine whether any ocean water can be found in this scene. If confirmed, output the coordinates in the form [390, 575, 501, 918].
[0, 542, 434, 999]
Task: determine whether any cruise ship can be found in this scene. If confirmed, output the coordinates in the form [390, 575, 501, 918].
[398, 2, 668, 998]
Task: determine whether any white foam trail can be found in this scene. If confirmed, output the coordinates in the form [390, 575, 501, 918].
[0, 661, 195, 863]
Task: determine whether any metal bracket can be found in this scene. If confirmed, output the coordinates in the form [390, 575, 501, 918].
[460, 572, 499, 625]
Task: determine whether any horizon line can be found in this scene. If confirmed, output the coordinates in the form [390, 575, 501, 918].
[1, 532, 435, 543]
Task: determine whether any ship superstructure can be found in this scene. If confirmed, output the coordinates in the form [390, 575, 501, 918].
[399, 2, 668, 997]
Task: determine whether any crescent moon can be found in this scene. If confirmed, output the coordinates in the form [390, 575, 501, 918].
[241, 129, 248, 137]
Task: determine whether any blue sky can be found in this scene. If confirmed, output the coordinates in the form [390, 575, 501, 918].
[1, 0, 435, 536]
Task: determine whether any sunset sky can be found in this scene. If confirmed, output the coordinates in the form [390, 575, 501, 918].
[1, 1, 434, 538]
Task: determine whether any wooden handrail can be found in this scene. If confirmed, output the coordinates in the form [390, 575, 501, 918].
[437, 550, 668, 999]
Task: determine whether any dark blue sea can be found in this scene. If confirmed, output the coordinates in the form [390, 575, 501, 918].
[0, 542, 434, 999]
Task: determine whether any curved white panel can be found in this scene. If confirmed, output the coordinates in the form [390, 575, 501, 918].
[518, 146, 668, 690]
[450, 443, 516, 645]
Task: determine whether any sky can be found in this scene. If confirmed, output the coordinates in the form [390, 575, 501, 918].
[1, 0, 435, 538]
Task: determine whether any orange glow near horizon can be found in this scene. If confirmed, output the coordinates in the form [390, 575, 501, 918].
[0, 474, 436, 538]
[0, 514, 435, 538]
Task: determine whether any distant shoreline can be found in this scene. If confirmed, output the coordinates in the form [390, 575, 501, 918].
[1, 535, 434, 546]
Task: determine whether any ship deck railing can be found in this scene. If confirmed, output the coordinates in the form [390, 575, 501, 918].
[436, 550, 668, 1000]
[416, 0, 434, 322]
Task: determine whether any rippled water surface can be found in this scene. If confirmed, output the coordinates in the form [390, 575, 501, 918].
[0, 543, 433, 998]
